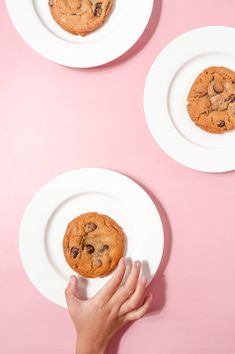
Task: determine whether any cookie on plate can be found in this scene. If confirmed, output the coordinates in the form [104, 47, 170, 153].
[48, 0, 112, 36]
[187, 66, 235, 133]
[63, 212, 125, 278]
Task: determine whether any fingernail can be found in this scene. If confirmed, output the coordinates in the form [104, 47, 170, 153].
[69, 275, 75, 283]
[135, 260, 141, 269]
[141, 275, 147, 284]
[120, 257, 126, 266]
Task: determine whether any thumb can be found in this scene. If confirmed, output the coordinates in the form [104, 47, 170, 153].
[65, 275, 79, 308]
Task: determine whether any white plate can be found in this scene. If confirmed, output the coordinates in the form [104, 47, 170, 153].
[144, 26, 235, 172]
[6, 0, 154, 68]
[20, 168, 164, 307]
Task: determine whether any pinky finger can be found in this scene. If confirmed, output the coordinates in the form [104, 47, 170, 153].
[124, 293, 152, 322]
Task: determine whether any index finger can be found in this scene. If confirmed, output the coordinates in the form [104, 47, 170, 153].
[94, 257, 126, 304]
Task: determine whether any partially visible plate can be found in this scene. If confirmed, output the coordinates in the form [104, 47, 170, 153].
[20, 168, 164, 307]
[6, 0, 154, 68]
[144, 26, 235, 172]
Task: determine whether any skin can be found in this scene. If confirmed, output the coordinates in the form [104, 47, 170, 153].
[65, 258, 152, 354]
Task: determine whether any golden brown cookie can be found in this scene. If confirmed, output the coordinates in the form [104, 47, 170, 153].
[48, 0, 112, 36]
[187, 66, 235, 133]
[63, 212, 125, 278]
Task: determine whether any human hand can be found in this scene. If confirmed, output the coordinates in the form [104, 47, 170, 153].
[65, 258, 152, 354]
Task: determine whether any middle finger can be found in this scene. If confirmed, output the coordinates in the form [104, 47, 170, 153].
[109, 260, 141, 307]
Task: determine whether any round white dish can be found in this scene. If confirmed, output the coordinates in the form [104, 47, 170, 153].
[144, 26, 235, 172]
[6, 0, 154, 68]
[20, 168, 164, 307]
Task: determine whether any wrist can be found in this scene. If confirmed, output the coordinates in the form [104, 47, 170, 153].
[76, 336, 107, 354]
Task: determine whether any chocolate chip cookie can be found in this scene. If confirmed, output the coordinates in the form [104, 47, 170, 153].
[187, 66, 235, 133]
[63, 212, 125, 278]
[48, 0, 112, 36]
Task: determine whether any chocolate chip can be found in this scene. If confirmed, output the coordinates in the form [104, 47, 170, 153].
[93, 259, 102, 268]
[85, 244, 95, 254]
[213, 81, 224, 94]
[94, 2, 102, 17]
[48, 0, 54, 6]
[99, 245, 109, 253]
[71, 247, 79, 258]
[225, 94, 235, 102]
[85, 222, 97, 233]
[230, 95, 235, 103]
[217, 120, 225, 128]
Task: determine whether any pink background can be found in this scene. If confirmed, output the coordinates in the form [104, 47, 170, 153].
[1, 0, 235, 353]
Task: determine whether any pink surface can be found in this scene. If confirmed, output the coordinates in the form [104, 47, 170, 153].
[1, 0, 235, 353]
